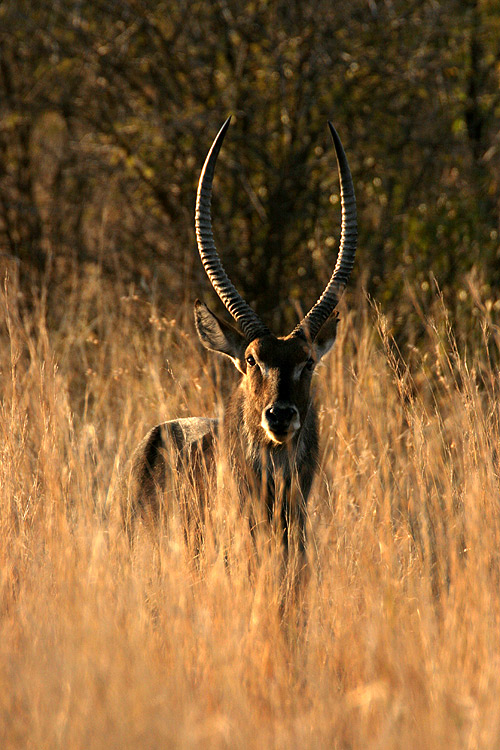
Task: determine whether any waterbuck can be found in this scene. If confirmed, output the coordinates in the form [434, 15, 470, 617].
[120, 118, 357, 550]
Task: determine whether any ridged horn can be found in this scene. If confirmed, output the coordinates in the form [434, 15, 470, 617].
[195, 117, 271, 342]
[292, 122, 357, 342]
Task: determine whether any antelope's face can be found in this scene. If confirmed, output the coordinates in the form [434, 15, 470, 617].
[195, 301, 339, 445]
[242, 336, 314, 443]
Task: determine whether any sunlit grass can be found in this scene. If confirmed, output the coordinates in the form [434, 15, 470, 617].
[1, 267, 500, 748]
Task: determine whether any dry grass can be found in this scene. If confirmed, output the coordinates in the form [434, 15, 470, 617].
[1, 266, 500, 749]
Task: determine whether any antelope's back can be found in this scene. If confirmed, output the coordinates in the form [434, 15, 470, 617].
[116, 417, 219, 528]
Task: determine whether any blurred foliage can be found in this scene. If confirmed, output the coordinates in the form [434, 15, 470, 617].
[0, 0, 499, 335]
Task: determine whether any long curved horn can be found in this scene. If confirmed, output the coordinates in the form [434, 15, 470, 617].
[292, 122, 357, 342]
[195, 117, 271, 342]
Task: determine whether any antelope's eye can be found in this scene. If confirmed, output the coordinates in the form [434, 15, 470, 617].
[305, 357, 315, 371]
[246, 354, 256, 367]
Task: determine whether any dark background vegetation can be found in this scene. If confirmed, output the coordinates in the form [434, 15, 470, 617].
[1, 0, 499, 336]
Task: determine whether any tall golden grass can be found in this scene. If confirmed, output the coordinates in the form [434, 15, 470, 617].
[1, 266, 500, 748]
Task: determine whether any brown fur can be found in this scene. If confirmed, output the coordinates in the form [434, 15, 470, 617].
[118, 304, 339, 553]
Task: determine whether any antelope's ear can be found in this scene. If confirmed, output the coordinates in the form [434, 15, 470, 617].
[313, 312, 339, 361]
[194, 300, 247, 373]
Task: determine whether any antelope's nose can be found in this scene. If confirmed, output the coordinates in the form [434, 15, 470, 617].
[264, 404, 299, 433]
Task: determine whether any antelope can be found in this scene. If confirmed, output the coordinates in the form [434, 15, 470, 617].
[120, 117, 357, 551]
